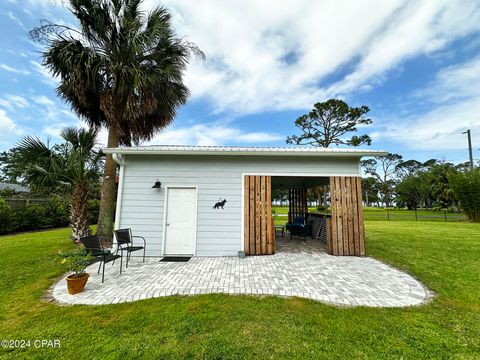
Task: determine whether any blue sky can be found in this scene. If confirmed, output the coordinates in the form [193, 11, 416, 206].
[1, 0, 480, 164]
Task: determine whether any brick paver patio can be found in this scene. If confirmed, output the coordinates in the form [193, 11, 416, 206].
[52, 240, 429, 307]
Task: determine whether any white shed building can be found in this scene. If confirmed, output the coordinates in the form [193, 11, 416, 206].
[104, 145, 386, 257]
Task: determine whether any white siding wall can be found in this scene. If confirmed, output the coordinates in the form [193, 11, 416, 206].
[117, 155, 360, 257]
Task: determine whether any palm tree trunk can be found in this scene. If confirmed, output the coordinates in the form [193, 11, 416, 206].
[70, 179, 91, 242]
[96, 127, 119, 246]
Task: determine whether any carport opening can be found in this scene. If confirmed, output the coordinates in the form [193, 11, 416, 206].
[271, 176, 330, 253]
[243, 175, 366, 257]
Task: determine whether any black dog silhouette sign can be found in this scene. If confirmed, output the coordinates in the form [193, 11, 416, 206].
[213, 198, 227, 209]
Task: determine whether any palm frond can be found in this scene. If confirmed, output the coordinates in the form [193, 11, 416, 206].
[36, 0, 203, 146]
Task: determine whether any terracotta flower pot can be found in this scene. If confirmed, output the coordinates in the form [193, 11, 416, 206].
[66, 273, 90, 294]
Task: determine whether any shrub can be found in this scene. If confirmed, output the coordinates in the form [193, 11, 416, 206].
[44, 198, 70, 228]
[0, 198, 14, 234]
[448, 169, 480, 222]
[0, 197, 96, 235]
[15, 204, 48, 231]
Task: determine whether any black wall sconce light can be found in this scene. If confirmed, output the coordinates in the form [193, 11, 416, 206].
[152, 179, 161, 189]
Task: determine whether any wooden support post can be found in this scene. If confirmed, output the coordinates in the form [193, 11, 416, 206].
[243, 175, 274, 256]
[266, 176, 274, 254]
[288, 189, 292, 224]
[249, 176, 255, 255]
[327, 176, 365, 256]
[260, 176, 267, 254]
[255, 176, 261, 255]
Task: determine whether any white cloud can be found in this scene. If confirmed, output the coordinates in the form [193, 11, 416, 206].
[138, 0, 480, 116]
[0, 64, 31, 75]
[18, 0, 480, 118]
[8, 0, 480, 154]
[413, 57, 480, 104]
[144, 122, 282, 146]
[0, 109, 17, 133]
[32, 95, 55, 106]
[328, 0, 480, 96]
[0, 94, 29, 109]
[373, 56, 480, 150]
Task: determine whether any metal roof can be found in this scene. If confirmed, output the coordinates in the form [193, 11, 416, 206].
[103, 145, 387, 157]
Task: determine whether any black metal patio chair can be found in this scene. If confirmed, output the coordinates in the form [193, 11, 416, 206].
[80, 235, 122, 283]
[114, 228, 146, 268]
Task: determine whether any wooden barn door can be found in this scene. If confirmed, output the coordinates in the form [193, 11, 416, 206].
[328, 176, 365, 256]
[244, 176, 274, 255]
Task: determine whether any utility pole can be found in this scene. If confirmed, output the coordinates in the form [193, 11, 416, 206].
[462, 129, 473, 170]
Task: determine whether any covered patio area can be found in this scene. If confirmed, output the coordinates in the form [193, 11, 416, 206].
[244, 174, 365, 256]
[52, 246, 428, 307]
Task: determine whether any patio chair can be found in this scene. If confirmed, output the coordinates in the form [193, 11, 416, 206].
[286, 215, 312, 240]
[114, 228, 146, 268]
[80, 235, 122, 283]
[286, 216, 305, 239]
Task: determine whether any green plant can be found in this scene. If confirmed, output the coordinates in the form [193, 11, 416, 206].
[44, 197, 70, 227]
[448, 169, 480, 222]
[16, 204, 48, 231]
[286, 98, 372, 147]
[17, 127, 102, 241]
[0, 223, 480, 358]
[0, 198, 14, 234]
[30, 0, 203, 245]
[59, 246, 93, 278]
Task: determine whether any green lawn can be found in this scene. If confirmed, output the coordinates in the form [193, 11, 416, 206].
[0, 222, 479, 359]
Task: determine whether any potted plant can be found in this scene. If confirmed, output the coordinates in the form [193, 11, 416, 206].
[60, 246, 93, 294]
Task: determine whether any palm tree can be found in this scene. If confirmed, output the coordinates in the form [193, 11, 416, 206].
[30, 0, 202, 244]
[17, 128, 102, 242]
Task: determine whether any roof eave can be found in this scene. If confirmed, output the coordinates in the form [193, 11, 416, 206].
[103, 148, 388, 157]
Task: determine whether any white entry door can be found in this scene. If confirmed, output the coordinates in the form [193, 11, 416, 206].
[164, 187, 197, 256]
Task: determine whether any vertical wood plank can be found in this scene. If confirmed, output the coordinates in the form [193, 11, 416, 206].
[304, 188, 308, 217]
[330, 177, 338, 255]
[328, 177, 335, 255]
[292, 189, 298, 222]
[255, 176, 261, 255]
[328, 177, 336, 255]
[326, 217, 331, 253]
[334, 177, 342, 255]
[351, 177, 360, 256]
[260, 176, 267, 254]
[288, 189, 292, 224]
[292, 189, 295, 221]
[244, 176, 250, 255]
[345, 177, 354, 255]
[356, 176, 366, 256]
[340, 177, 349, 255]
[266, 176, 274, 254]
[249, 176, 255, 255]
[327, 176, 335, 255]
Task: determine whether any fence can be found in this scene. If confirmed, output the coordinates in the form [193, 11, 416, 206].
[4, 198, 52, 209]
[271, 206, 469, 223]
[364, 209, 468, 222]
